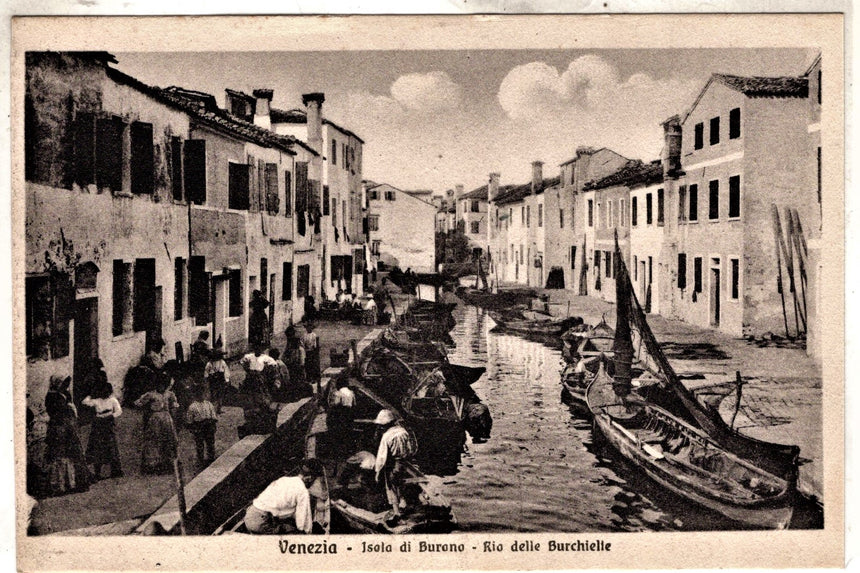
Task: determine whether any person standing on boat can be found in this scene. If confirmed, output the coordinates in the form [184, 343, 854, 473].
[244, 459, 324, 534]
[373, 409, 417, 524]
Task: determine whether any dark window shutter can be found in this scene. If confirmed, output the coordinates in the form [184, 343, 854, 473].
[709, 180, 719, 220]
[283, 170, 292, 216]
[689, 184, 698, 221]
[229, 163, 251, 210]
[73, 111, 96, 188]
[96, 116, 124, 192]
[184, 139, 206, 205]
[171, 137, 183, 201]
[266, 163, 279, 215]
[295, 162, 308, 213]
[729, 108, 741, 139]
[130, 121, 155, 195]
[677, 253, 687, 289]
[323, 186, 330, 216]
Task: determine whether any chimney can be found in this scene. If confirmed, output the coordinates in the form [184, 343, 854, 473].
[302, 92, 326, 155]
[661, 115, 682, 178]
[488, 172, 500, 202]
[531, 161, 543, 195]
[455, 184, 464, 201]
[253, 89, 273, 130]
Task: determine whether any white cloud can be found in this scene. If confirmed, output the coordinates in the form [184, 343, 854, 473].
[390, 71, 463, 112]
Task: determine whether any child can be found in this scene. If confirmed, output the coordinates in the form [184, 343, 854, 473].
[82, 380, 123, 480]
[185, 386, 218, 467]
[204, 347, 230, 414]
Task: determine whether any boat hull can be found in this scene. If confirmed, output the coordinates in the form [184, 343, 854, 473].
[591, 412, 795, 529]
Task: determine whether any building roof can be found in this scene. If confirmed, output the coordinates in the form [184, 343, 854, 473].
[493, 176, 560, 206]
[682, 72, 808, 124]
[461, 186, 489, 201]
[407, 189, 433, 196]
[101, 66, 308, 156]
[559, 146, 607, 167]
[367, 182, 436, 208]
[712, 74, 809, 98]
[270, 107, 365, 144]
[583, 159, 663, 191]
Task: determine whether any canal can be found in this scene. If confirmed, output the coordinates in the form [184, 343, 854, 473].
[437, 302, 818, 532]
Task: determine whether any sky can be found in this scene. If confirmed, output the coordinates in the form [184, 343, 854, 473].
[114, 48, 815, 195]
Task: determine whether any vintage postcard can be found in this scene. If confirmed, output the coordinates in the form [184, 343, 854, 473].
[12, 13, 844, 570]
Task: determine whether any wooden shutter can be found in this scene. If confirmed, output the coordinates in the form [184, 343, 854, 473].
[96, 116, 124, 192]
[266, 163, 279, 214]
[184, 139, 206, 205]
[73, 111, 96, 188]
[130, 121, 155, 195]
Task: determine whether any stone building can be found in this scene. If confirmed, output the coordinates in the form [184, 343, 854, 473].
[456, 184, 488, 257]
[366, 183, 437, 273]
[23, 52, 339, 409]
[663, 73, 816, 337]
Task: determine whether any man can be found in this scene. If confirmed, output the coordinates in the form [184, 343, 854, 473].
[244, 459, 324, 534]
[373, 409, 417, 524]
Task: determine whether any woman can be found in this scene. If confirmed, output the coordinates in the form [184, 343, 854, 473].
[283, 325, 306, 389]
[44, 376, 91, 495]
[248, 290, 271, 351]
[81, 379, 123, 480]
[135, 375, 179, 475]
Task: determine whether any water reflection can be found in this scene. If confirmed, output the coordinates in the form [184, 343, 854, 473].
[436, 303, 761, 533]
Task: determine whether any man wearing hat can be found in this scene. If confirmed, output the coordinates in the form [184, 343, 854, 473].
[373, 409, 417, 524]
[244, 459, 324, 534]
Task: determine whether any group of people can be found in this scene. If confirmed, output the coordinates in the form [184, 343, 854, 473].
[31, 364, 125, 498]
[243, 407, 417, 534]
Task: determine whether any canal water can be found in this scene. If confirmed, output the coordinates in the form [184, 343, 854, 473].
[437, 303, 818, 532]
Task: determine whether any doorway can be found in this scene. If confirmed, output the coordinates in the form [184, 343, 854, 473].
[73, 296, 99, 406]
[710, 258, 721, 327]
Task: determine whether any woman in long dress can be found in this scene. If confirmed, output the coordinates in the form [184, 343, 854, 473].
[135, 375, 179, 474]
[44, 375, 91, 495]
[81, 379, 123, 480]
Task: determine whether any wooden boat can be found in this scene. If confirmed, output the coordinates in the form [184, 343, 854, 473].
[308, 384, 457, 533]
[488, 309, 582, 337]
[560, 320, 617, 407]
[584, 234, 798, 529]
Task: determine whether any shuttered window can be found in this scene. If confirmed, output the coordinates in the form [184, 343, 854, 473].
[183, 140, 207, 205]
[130, 121, 154, 195]
[229, 162, 251, 211]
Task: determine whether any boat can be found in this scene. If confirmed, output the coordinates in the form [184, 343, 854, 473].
[584, 234, 798, 529]
[488, 308, 583, 338]
[560, 319, 617, 408]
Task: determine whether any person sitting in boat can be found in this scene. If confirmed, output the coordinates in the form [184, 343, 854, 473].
[373, 409, 417, 525]
[243, 458, 325, 535]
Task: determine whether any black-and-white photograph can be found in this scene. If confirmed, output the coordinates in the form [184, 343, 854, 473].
[12, 13, 844, 570]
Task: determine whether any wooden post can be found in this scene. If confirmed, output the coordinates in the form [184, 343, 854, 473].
[173, 456, 188, 535]
[771, 205, 791, 338]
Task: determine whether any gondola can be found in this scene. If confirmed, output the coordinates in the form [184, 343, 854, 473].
[584, 234, 798, 529]
[560, 320, 616, 408]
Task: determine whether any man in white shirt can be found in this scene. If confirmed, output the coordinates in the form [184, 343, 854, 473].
[244, 459, 324, 534]
[373, 410, 417, 524]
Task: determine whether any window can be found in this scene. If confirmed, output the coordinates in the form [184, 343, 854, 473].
[112, 260, 132, 336]
[729, 108, 741, 139]
[284, 170, 292, 216]
[570, 246, 576, 270]
[588, 200, 594, 227]
[709, 116, 720, 145]
[368, 215, 379, 232]
[694, 257, 702, 293]
[678, 185, 687, 222]
[26, 273, 72, 359]
[260, 258, 268, 300]
[605, 251, 612, 278]
[174, 257, 185, 321]
[171, 137, 183, 202]
[731, 258, 740, 299]
[130, 121, 154, 195]
[369, 189, 379, 200]
[677, 254, 687, 289]
[631, 196, 638, 226]
[342, 143, 347, 170]
[538, 204, 543, 227]
[471, 200, 480, 213]
[519, 246, 524, 265]
[657, 188, 664, 225]
[607, 201, 613, 227]
[265, 163, 279, 215]
[619, 199, 626, 227]
[96, 116, 124, 192]
[646, 193, 653, 225]
[183, 140, 206, 205]
[526, 205, 531, 227]
[295, 162, 309, 214]
[297, 265, 310, 298]
[228, 162, 250, 210]
[470, 221, 480, 234]
[371, 240, 381, 255]
[384, 190, 396, 201]
[282, 262, 292, 301]
[331, 139, 337, 165]
[689, 184, 698, 222]
[709, 179, 719, 220]
[67, 111, 96, 188]
[228, 269, 242, 317]
[729, 175, 741, 218]
[323, 186, 330, 216]
[188, 256, 209, 326]
[559, 209, 564, 229]
[694, 122, 704, 150]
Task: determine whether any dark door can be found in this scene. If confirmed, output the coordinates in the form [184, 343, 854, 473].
[710, 267, 721, 327]
[73, 297, 99, 406]
[133, 259, 157, 349]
